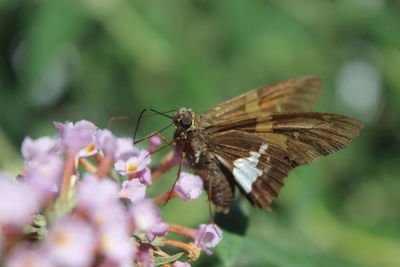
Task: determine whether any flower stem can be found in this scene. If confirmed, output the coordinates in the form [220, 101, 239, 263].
[92, 153, 103, 164]
[59, 152, 75, 208]
[168, 224, 197, 239]
[153, 190, 178, 205]
[151, 151, 177, 180]
[153, 247, 171, 258]
[96, 156, 114, 178]
[79, 158, 97, 173]
[163, 239, 201, 261]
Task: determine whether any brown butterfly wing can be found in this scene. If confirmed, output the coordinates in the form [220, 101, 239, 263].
[208, 112, 363, 167]
[207, 113, 362, 209]
[209, 130, 292, 209]
[204, 76, 322, 121]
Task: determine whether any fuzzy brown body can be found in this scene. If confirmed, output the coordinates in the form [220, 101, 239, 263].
[172, 77, 362, 213]
[174, 109, 236, 212]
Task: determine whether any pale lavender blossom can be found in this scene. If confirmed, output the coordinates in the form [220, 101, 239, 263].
[25, 155, 63, 198]
[137, 167, 152, 185]
[135, 244, 154, 267]
[99, 225, 134, 264]
[45, 217, 96, 267]
[53, 121, 72, 134]
[5, 245, 53, 267]
[150, 136, 161, 147]
[130, 199, 161, 232]
[21, 136, 60, 161]
[78, 142, 98, 158]
[76, 173, 119, 210]
[146, 220, 168, 242]
[0, 173, 39, 227]
[149, 136, 161, 153]
[174, 172, 203, 201]
[54, 120, 97, 156]
[119, 179, 146, 203]
[194, 224, 222, 255]
[90, 203, 128, 231]
[97, 129, 117, 158]
[77, 173, 128, 229]
[115, 137, 138, 160]
[173, 261, 191, 267]
[114, 150, 151, 176]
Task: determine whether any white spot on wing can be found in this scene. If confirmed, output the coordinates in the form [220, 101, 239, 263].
[194, 150, 201, 164]
[232, 144, 269, 193]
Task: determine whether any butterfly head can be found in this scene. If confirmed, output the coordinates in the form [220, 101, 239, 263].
[173, 107, 197, 133]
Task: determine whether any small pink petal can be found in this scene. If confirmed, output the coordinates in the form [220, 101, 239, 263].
[173, 261, 191, 267]
[25, 155, 64, 198]
[45, 217, 96, 266]
[99, 225, 133, 263]
[174, 172, 203, 201]
[76, 173, 119, 210]
[195, 224, 222, 255]
[0, 174, 39, 227]
[119, 179, 146, 203]
[146, 221, 168, 242]
[97, 129, 118, 158]
[115, 138, 137, 160]
[21, 136, 60, 161]
[5, 245, 53, 267]
[137, 167, 152, 185]
[150, 136, 161, 147]
[114, 150, 151, 176]
[130, 199, 160, 232]
[54, 120, 97, 154]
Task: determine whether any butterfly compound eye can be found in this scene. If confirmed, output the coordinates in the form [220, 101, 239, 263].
[180, 116, 192, 128]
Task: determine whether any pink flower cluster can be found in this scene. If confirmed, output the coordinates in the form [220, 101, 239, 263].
[0, 120, 222, 266]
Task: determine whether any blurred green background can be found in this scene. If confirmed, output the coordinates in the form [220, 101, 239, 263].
[1, 0, 400, 266]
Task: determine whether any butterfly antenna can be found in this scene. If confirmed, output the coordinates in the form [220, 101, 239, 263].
[133, 108, 175, 142]
[108, 109, 175, 129]
[134, 122, 174, 145]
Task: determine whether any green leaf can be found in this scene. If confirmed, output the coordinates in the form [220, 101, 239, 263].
[214, 201, 250, 266]
[151, 236, 166, 247]
[215, 230, 246, 267]
[154, 252, 184, 265]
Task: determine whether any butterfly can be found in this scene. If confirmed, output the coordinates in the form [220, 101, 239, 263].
[172, 77, 362, 213]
